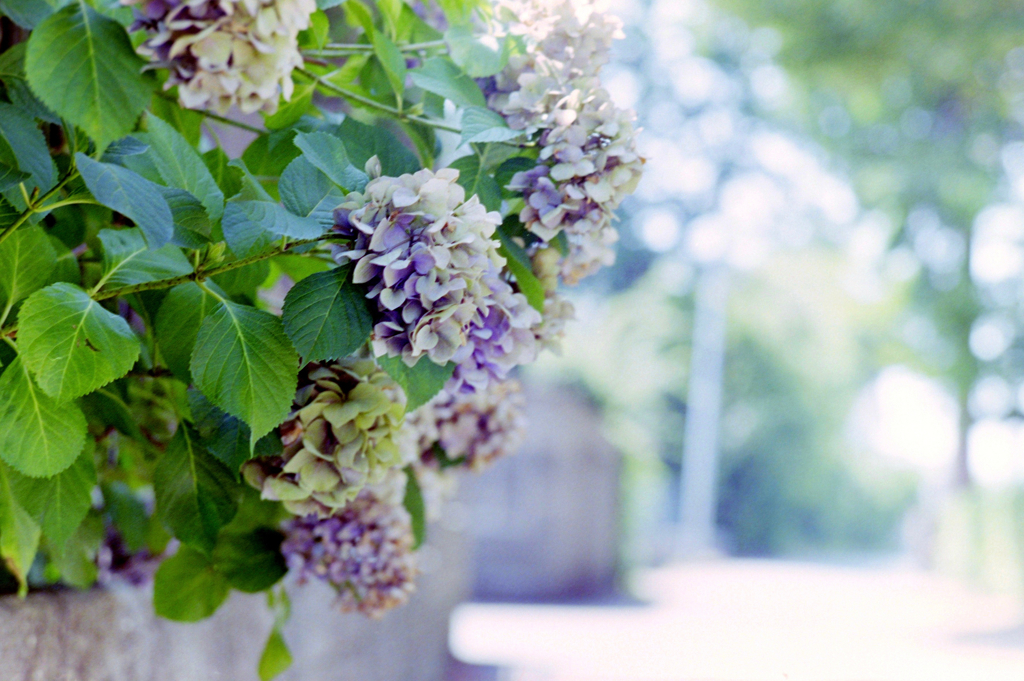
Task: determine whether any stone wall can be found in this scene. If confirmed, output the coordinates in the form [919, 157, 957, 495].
[0, 523, 469, 681]
[459, 384, 621, 600]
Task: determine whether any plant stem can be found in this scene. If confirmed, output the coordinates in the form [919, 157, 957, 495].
[295, 67, 462, 134]
[92, 233, 345, 301]
[200, 108, 265, 135]
[314, 39, 447, 53]
[0, 172, 79, 248]
[37, 197, 101, 211]
[0, 234, 348, 339]
[156, 92, 264, 134]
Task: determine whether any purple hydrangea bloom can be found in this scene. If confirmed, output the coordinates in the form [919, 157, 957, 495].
[449, 266, 541, 393]
[403, 379, 527, 472]
[281, 491, 417, 618]
[331, 164, 505, 367]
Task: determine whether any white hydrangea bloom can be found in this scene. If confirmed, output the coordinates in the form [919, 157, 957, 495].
[482, 0, 644, 283]
[124, 0, 316, 114]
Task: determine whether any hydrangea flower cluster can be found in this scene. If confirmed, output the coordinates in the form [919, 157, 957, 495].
[405, 379, 527, 472]
[242, 359, 406, 517]
[123, 0, 316, 114]
[331, 164, 506, 367]
[280, 489, 418, 618]
[534, 293, 575, 353]
[483, 0, 644, 284]
[449, 266, 541, 393]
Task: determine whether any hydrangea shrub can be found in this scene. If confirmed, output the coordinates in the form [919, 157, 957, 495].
[0, 0, 640, 675]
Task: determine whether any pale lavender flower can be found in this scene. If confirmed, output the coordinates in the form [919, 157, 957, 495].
[404, 379, 527, 472]
[449, 266, 541, 393]
[533, 292, 575, 353]
[281, 491, 418, 618]
[481, 0, 644, 284]
[331, 163, 505, 367]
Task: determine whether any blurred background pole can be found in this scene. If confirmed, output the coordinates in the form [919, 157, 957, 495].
[678, 263, 730, 556]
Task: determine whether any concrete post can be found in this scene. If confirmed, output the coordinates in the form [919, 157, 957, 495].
[678, 264, 730, 556]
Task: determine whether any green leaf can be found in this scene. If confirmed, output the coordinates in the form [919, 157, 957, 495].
[211, 260, 270, 300]
[445, 25, 509, 78]
[0, 460, 40, 595]
[378, 355, 454, 411]
[47, 235, 82, 287]
[410, 57, 485, 108]
[24, 2, 153, 150]
[101, 136, 149, 164]
[0, 101, 55, 192]
[282, 266, 373, 361]
[212, 528, 287, 593]
[436, 0, 484, 25]
[263, 81, 316, 131]
[402, 465, 426, 549]
[496, 240, 544, 312]
[190, 300, 298, 447]
[161, 186, 214, 248]
[259, 628, 293, 681]
[307, 9, 330, 48]
[80, 387, 143, 441]
[0, 196, 18, 230]
[137, 115, 225, 226]
[154, 425, 239, 554]
[235, 199, 325, 240]
[495, 155, 537, 190]
[241, 130, 302, 178]
[96, 228, 192, 289]
[273, 254, 331, 283]
[75, 153, 174, 248]
[222, 202, 277, 259]
[280, 156, 347, 228]
[187, 389, 279, 476]
[376, 0, 402, 36]
[450, 154, 502, 212]
[0, 44, 58, 123]
[18, 283, 141, 401]
[47, 513, 102, 588]
[0, 162, 30, 193]
[0, 225, 57, 309]
[223, 159, 324, 249]
[0, 0, 64, 29]
[371, 30, 407, 104]
[10, 447, 95, 546]
[155, 282, 222, 383]
[153, 545, 231, 622]
[101, 482, 148, 552]
[0, 356, 87, 477]
[292, 131, 368, 192]
[149, 95, 204, 147]
[460, 106, 522, 146]
[202, 148, 243, 200]
[343, 0, 375, 35]
[338, 117, 421, 176]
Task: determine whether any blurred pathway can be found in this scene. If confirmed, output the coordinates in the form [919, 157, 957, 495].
[449, 560, 1024, 681]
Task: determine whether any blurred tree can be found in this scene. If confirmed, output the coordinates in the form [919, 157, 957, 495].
[710, 0, 1024, 485]
[680, 251, 914, 554]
